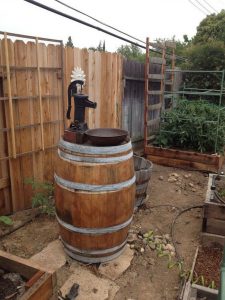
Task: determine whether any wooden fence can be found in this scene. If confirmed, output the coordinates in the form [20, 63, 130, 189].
[0, 33, 123, 214]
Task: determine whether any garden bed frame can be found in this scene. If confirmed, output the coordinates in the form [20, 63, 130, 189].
[181, 248, 218, 300]
[202, 174, 225, 247]
[0, 250, 57, 299]
[145, 145, 224, 173]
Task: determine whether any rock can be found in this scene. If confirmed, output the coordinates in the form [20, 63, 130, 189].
[140, 247, 145, 253]
[158, 176, 164, 181]
[175, 181, 182, 186]
[130, 244, 135, 249]
[171, 173, 179, 178]
[149, 242, 156, 250]
[168, 177, 177, 183]
[99, 245, 134, 280]
[184, 174, 191, 178]
[165, 244, 175, 252]
[163, 234, 170, 241]
[188, 182, 194, 187]
[127, 233, 137, 244]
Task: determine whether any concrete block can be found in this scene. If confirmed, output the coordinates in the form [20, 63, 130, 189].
[99, 245, 134, 280]
[60, 266, 119, 300]
[30, 239, 66, 273]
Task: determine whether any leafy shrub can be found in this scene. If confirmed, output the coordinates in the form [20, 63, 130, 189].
[0, 216, 13, 226]
[154, 99, 225, 154]
[25, 178, 55, 216]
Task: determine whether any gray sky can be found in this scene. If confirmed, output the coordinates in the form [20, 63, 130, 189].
[1, 0, 225, 51]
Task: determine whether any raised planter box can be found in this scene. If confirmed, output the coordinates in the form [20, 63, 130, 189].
[145, 145, 224, 173]
[202, 174, 225, 247]
[181, 248, 219, 300]
[0, 250, 57, 299]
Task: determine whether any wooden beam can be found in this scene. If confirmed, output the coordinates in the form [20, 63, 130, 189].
[4, 33, 16, 159]
[35, 37, 45, 151]
[148, 103, 161, 111]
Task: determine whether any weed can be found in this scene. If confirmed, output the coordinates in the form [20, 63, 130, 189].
[0, 216, 13, 226]
[25, 178, 55, 216]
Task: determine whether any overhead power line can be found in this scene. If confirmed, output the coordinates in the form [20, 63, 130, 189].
[188, 0, 207, 15]
[194, 0, 213, 14]
[53, 0, 145, 45]
[24, 0, 187, 61]
[202, 0, 218, 13]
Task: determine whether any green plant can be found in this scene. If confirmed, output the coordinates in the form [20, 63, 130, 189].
[0, 216, 13, 226]
[25, 178, 55, 216]
[154, 99, 225, 154]
[192, 273, 217, 289]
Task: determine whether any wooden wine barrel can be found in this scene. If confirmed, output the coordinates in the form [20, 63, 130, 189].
[134, 156, 153, 207]
[55, 138, 135, 263]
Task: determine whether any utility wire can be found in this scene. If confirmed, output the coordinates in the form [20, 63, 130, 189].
[194, 0, 213, 14]
[188, 0, 207, 15]
[202, 0, 219, 13]
[24, 0, 187, 61]
[53, 0, 145, 45]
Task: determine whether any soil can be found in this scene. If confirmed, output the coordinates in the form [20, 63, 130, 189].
[0, 277, 17, 299]
[194, 246, 223, 289]
[0, 164, 211, 300]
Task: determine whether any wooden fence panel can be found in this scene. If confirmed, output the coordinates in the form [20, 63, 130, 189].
[0, 37, 123, 214]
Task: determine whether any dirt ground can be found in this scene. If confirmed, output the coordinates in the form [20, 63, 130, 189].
[0, 164, 208, 300]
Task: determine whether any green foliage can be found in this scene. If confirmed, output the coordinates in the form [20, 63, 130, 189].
[65, 36, 74, 48]
[89, 40, 106, 52]
[154, 99, 225, 154]
[25, 178, 55, 216]
[183, 41, 225, 71]
[0, 216, 13, 226]
[116, 44, 145, 62]
[192, 273, 216, 289]
[193, 10, 225, 44]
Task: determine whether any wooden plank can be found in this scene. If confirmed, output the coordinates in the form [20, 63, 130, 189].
[25, 271, 45, 289]
[5, 39, 24, 212]
[150, 57, 166, 65]
[4, 33, 16, 158]
[201, 232, 225, 247]
[94, 51, 101, 128]
[14, 40, 34, 210]
[100, 51, 107, 127]
[22, 273, 54, 300]
[88, 50, 95, 129]
[146, 154, 221, 173]
[35, 38, 44, 151]
[148, 90, 162, 95]
[116, 54, 123, 128]
[0, 43, 11, 214]
[148, 103, 161, 111]
[64, 46, 74, 127]
[206, 218, 225, 236]
[144, 38, 149, 148]
[39, 42, 52, 182]
[204, 202, 225, 220]
[147, 119, 160, 126]
[0, 250, 38, 279]
[148, 74, 164, 80]
[145, 145, 222, 165]
[0, 177, 9, 189]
